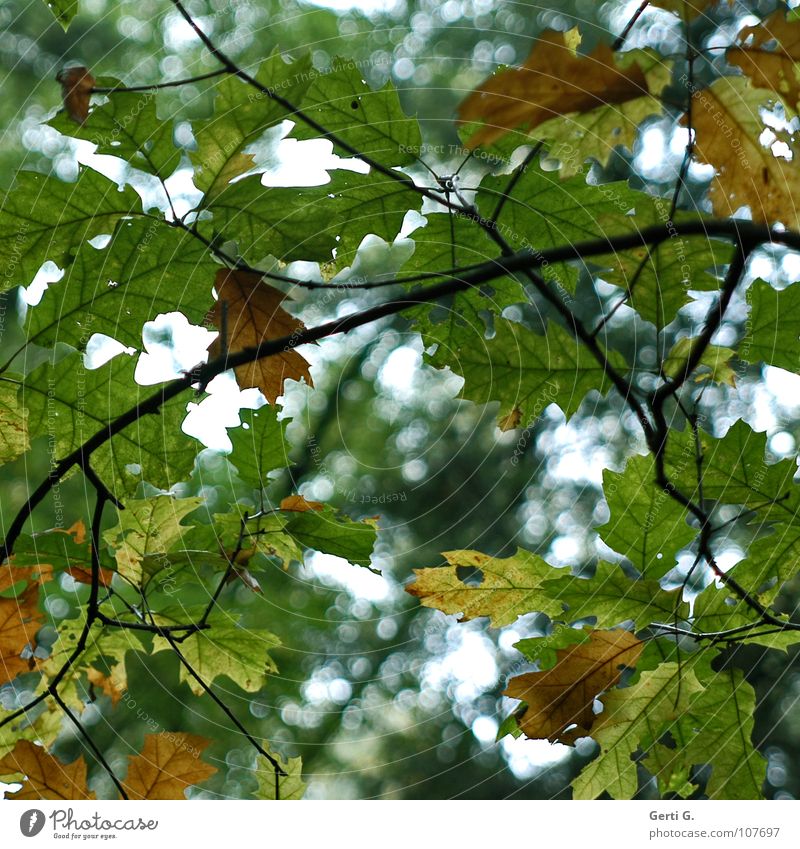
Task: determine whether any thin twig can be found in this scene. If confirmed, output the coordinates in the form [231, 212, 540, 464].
[163, 633, 287, 786]
[613, 0, 650, 50]
[51, 689, 129, 800]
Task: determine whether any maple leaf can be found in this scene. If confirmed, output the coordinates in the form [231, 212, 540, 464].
[210, 269, 313, 404]
[727, 11, 800, 109]
[504, 629, 643, 744]
[687, 76, 800, 229]
[122, 732, 217, 799]
[56, 66, 95, 124]
[0, 557, 53, 686]
[0, 740, 96, 800]
[458, 30, 647, 149]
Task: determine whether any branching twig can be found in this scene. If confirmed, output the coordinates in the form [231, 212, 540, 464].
[162, 633, 287, 793]
[51, 689, 129, 800]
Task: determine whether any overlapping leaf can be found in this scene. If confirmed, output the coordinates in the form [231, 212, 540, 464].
[122, 733, 217, 800]
[407, 548, 564, 627]
[505, 629, 644, 744]
[458, 31, 649, 150]
[210, 269, 313, 404]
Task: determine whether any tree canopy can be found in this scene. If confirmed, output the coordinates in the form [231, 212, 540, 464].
[1, 0, 799, 801]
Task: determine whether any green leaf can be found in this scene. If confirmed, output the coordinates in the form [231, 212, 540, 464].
[696, 421, 797, 508]
[155, 616, 280, 696]
[645, 743, 698, 798]
[253, 749, 305, 800]
[429, 317, 624, 429]
[207, 508, 304, 569]
[284, 506, 377, 568]
[39, 618, 132, 710]
[600, 233, 731, 330]
[572, 662, 703, 799]
[22, 219, 217, 352]
[103, 495, 204, 583]
[13, 522, 90, 578]
[40, 0, 78, 30]
[48, 85, 180, 180]
[0, 168, 143, 291]
[22, 352, 200, 496]
[227, 407, 290, 489]
[477, 164, 659, 292]
[541, 562, 687, 628]
[407, 548, 564, 627]
[513, 625, 590, 669]
[191, 54, 315, 202]
[692, 584, 799, 649]
[650, 664, 767, 800]
[403, 213, 525, 349]
[600, 453, 696, 578]
[744, 280, 800, 372]
[0, 703, 63, 759]
[293, 60, 422, 168]
[0, 380, 29, 466]
[207, 170, 412, 265]
[662, 337, 736, 385]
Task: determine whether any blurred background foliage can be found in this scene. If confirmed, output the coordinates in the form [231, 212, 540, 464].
[1, 0, 798, 799]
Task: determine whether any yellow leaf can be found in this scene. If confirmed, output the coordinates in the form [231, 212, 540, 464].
[211, 269, 313, 404]
[458, 30, 647, 149]
[0, 740, 96, 800]
[504, 629, 643, 744]
[407, 548, 563, 627]
[122, 733, 217, 800]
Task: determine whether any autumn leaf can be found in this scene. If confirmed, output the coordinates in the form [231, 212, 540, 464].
[210, 269, 313, 404]
[0, 740, 96, 799]
[407, 548, 564, 627]
[504, 629, 643, 744]
[727, 11, 800, 109]
[56, 66, 95, 124]
[280, 495, 325, 512]
[87, 667, 125, 707]
[687, 76, 800, 229]
[122, 733, 217, 799]
[458, 30, 647, 149]
[0, 557, 52, 687]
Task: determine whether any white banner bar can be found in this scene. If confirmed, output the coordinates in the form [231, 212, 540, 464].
[0, 800, 797, 848]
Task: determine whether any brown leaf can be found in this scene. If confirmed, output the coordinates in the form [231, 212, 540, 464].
[686, 76, 800, 229]
[56, 66, 95, 124]
[122, 732, 217, 799]
[458, 31, 647, 148]
[87, 668, 125, 707]
[67, 565, 115, 589]
[0, 740, 96, 800]
[504, 629, 643, 744]
[728, 11, 800, 109]
[279, 495, 324, 512]
[210, 269, 313, 404]
[498, 407, 522, 431]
